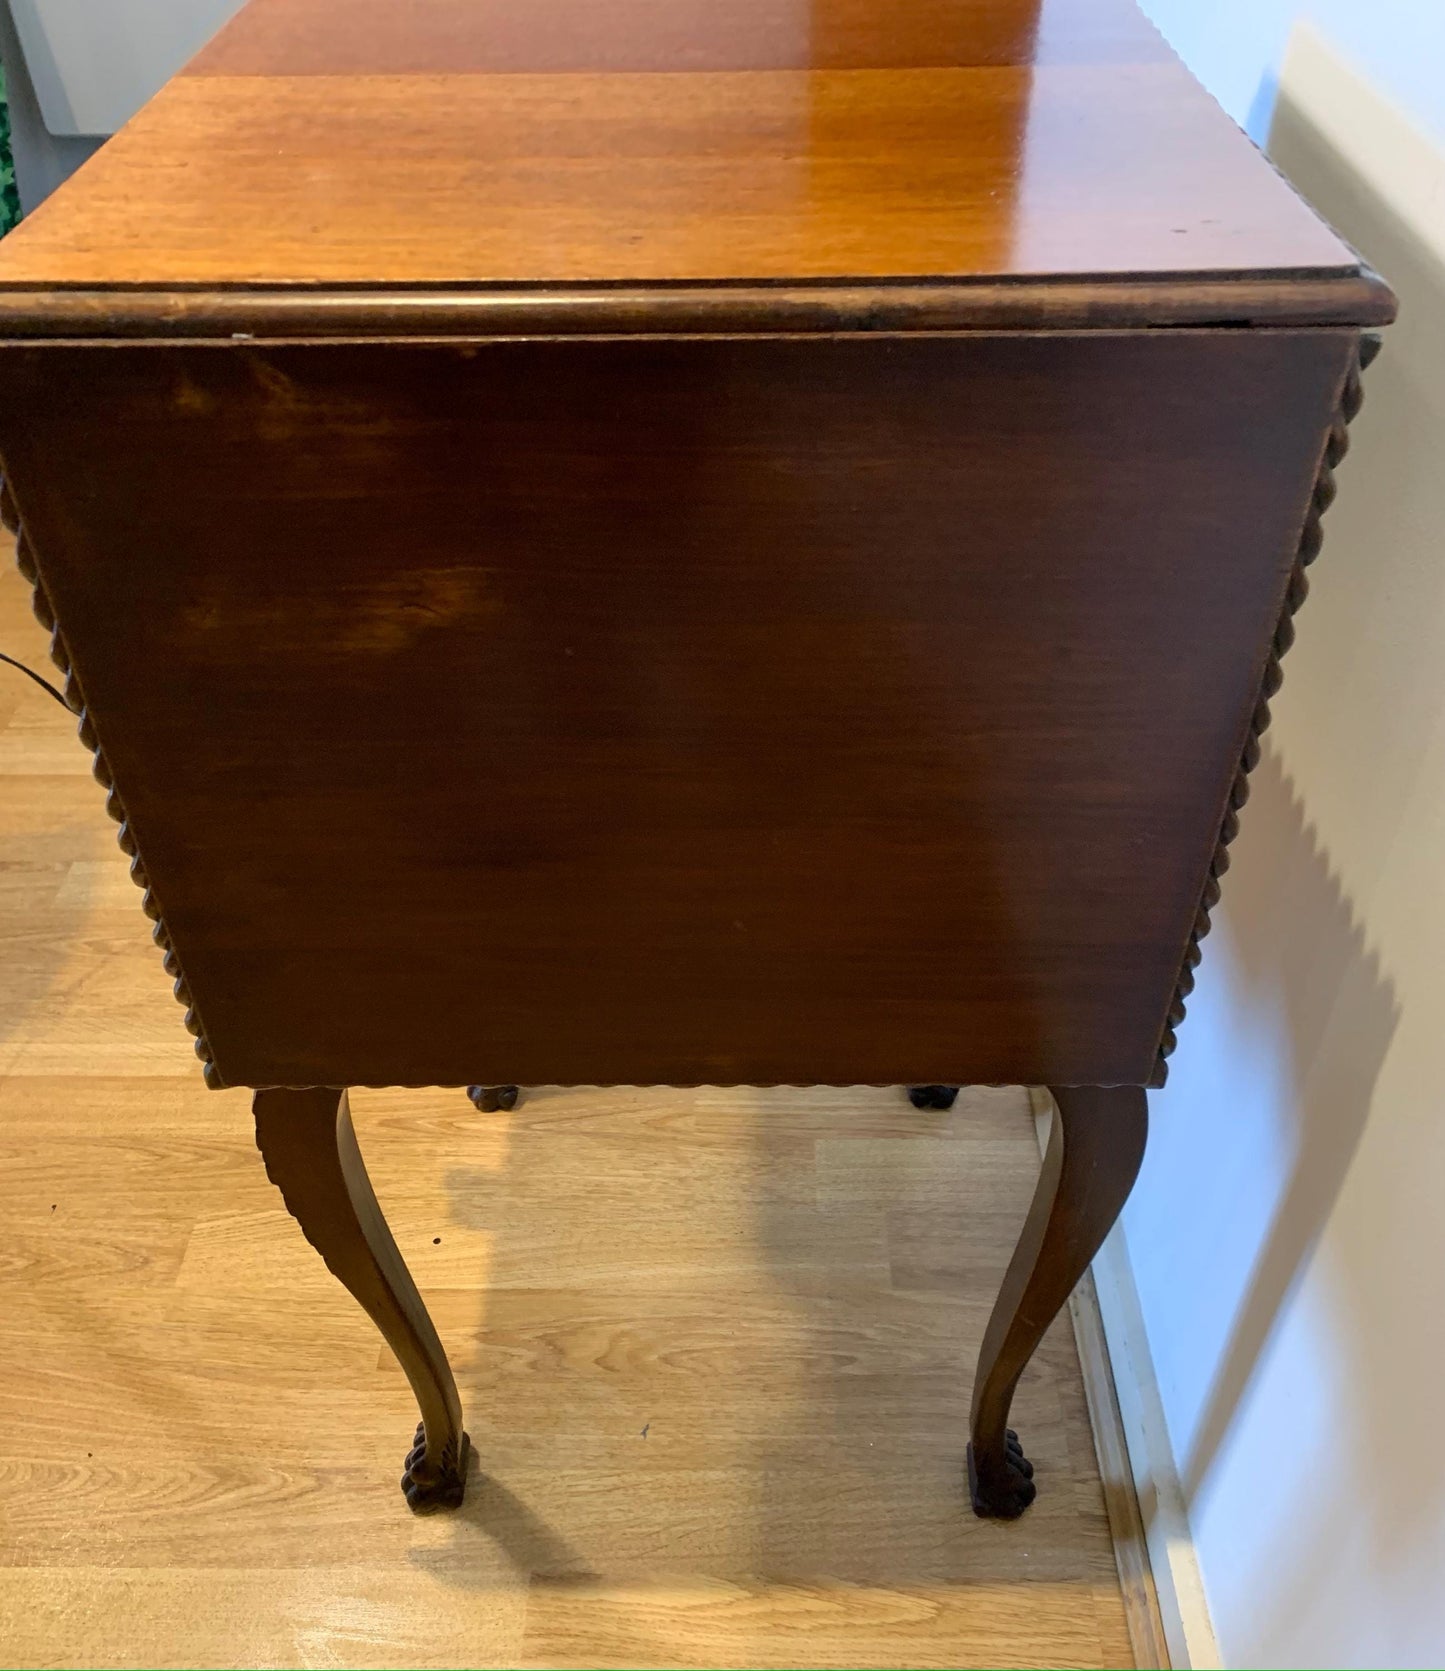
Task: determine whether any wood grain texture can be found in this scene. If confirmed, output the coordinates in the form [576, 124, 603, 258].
[0, 0, 1366, 294]
[0, 561, 1134, 1665]
[0, 329, 1352, 1091]
[188, 0, 1178, 77]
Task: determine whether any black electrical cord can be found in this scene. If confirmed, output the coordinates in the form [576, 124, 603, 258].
[0, 649, 69, 710]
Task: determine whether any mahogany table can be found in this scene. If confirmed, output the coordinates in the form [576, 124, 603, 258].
[0, 0, 1394, 1519]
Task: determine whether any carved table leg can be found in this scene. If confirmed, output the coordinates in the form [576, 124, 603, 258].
[467, 1084, 519, 1112]
[968, 1084, 1147, 1518]
[253, 1086, 470, 1512]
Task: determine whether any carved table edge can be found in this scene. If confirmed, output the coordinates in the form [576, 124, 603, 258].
[0, 472, 222, 1086]
[241, 1078, 1156, 1093]
[1150, 330, 1384, 1086]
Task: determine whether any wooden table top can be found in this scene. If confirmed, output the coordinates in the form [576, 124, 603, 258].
[0, 0, 1391, 329]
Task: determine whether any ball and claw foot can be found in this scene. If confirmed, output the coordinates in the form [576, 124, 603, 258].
[907, 1084, 959, 1110]
[401, 1421, 471, 1513]
[467, 1084, 519, 1112]
[967, 1429, 1037, 1519]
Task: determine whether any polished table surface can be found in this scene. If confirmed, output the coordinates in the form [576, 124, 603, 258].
[0, 0, 1394, 1519]
[0, 0, 1369, 289]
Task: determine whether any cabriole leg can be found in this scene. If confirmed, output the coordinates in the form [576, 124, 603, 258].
[253, 1086, 469, 1512]
[968, 1084, 1147, 1517]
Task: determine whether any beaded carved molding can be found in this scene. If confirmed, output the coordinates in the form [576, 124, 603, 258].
[0, 475, 222, 1086]
[1151, 333, 1382, 1086]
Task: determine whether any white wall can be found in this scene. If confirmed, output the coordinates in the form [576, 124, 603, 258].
[1128, 6, 1445, 1666]
[11, 0, 245, 136]
[1, 0, 244, 210]
[0, 0, 99, 210]
[1139, 0, 1445, 144]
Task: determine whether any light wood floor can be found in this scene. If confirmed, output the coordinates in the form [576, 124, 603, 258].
[0, 552, 1133, 1669]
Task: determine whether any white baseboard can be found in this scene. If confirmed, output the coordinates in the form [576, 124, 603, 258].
[1029, 1089, 1220, 1670]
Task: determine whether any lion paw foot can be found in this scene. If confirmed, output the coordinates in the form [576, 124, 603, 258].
[467, 1085, 519, 1113]
[967, 1429, 1037, 1519]
[401, 1421, 470, 1513]
[907, 1085, 959, 1110]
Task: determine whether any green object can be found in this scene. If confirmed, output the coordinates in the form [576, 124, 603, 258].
[0, 62, 20, 235]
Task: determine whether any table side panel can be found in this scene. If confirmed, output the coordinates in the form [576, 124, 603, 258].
[0, 329, 1351, 1088]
